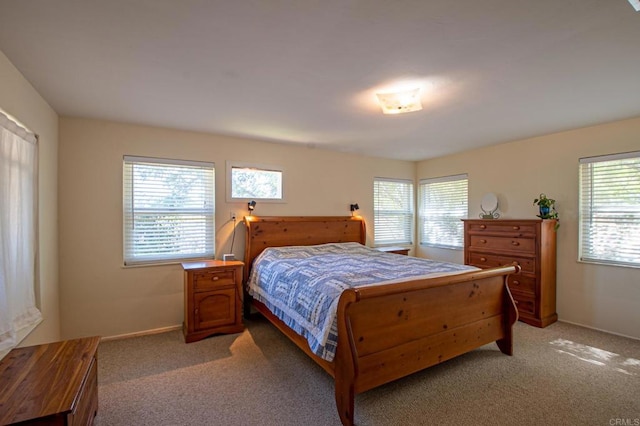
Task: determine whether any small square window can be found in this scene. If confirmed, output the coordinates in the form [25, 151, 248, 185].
[227, 161, 285, 202]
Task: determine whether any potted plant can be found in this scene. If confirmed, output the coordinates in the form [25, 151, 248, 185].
[533, 194, 559, 227]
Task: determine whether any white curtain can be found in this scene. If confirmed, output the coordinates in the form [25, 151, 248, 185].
[0, 112, 42, 352]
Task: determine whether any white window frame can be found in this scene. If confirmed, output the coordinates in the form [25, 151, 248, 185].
[579, 151, 640, 268]
[418, 174, 468, 250]
[226, 161, 285, 203]
[373, 178, 414, 246]
[123, 156, 215, 266]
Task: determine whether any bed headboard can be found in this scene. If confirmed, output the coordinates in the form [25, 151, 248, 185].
[243, 215, 366, 281]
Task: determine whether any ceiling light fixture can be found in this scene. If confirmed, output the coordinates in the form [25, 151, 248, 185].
[376, 87, 422, 115]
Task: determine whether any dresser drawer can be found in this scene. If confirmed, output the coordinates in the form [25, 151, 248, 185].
[469, 235, 535, 254]
[467, 221, 537, 236]
[194, 269, 236, 291]
[507, 274, 536, 295]
[467, 252, 536, 274]
[511, 292, 536, 316]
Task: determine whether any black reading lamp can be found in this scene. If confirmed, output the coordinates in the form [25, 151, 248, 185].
[350, 203, 359, 216]
[247, 200, 257, 213]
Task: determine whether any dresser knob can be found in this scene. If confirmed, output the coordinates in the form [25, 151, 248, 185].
[512, 226, 520, 230]
[480, 225, 486, 229]
[512, 280, 520, 285]
[480, 257, 487, 262]
[511, 241, 520, 246]
[480, 239, 486, 244]
[212, 276, 219, 281]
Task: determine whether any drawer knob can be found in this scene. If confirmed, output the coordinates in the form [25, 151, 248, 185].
[480, 239, 486, 244]
[512, 280, 520, 285]
[480, 225, 486, 229]
[480, 257, 487, 262]
[212, 276, 219, 281]
[513, 226, 520, 230]
[511, 241, 520, 246]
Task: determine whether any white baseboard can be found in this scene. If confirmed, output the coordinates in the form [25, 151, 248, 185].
[558, 319, 639, 341]
[100, 320, 640, 343]
[100, 324, 182, 342]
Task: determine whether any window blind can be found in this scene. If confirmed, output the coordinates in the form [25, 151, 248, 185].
[123, 156, 215, 265]
[419, 174, 468, 249]
[373, 178, 414, 245]
[579, 151, 640, 268]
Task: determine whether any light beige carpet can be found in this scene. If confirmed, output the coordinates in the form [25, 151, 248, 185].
[95, 318, 640, 426]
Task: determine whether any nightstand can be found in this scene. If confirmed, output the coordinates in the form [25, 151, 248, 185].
[376, 246, 410, 256]
[182, 260, 244, 343]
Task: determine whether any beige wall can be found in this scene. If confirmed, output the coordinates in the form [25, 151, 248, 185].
[0, 51, 60, 345]
[58, 117, 414, 339]
[6, 40, 637, 343]
[417, 117, 640, 340]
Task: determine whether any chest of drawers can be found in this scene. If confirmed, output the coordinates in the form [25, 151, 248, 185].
[463, 219, 557, 327]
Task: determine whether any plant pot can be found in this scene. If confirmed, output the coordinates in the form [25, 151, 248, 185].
[539, 206, 550, 217]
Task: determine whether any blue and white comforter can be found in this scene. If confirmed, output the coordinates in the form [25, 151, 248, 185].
[247, 242, 477, 362]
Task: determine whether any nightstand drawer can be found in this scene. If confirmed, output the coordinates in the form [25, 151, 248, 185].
[194, 270, 236, 291]
[467, 252, 536, 274]
[469, 235, 535, 254]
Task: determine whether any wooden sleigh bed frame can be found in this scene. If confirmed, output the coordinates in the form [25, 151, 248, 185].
[243, 216, 519, 426]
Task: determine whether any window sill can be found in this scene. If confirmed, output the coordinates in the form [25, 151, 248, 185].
[0, 318, 42, 361]
[419, 244, 463, 251]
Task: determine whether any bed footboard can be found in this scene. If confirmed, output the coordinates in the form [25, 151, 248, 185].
[334, 265, 519, 426]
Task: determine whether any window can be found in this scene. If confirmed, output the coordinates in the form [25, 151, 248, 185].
[373, 178, 414, 245]
[227, 161, 284, 202]
[123, 156, 215, 266]
[0, 111, 42, 352]
[579, 151, 640, 268]
[419, 174, 468, 249]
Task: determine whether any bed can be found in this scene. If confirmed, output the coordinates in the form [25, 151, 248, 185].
[243, 216, 519, 426]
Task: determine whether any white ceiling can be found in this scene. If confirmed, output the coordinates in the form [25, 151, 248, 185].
[1, 1, 639, 161]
